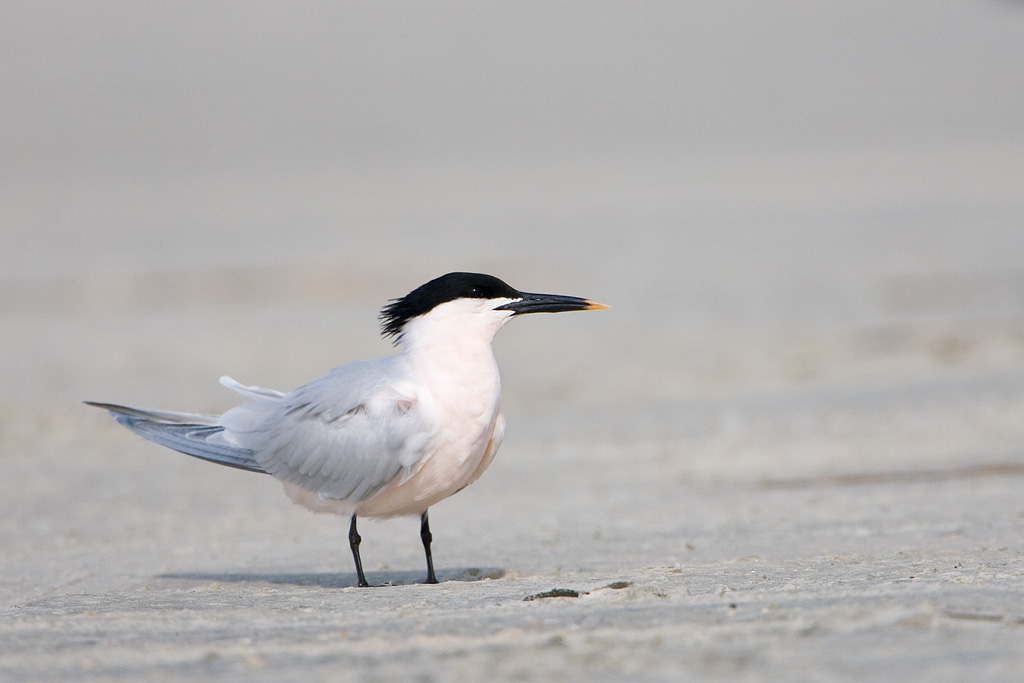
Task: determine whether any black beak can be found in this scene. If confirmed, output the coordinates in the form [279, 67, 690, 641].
[495, 292, 609, 315]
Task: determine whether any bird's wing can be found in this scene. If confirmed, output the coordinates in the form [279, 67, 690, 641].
[84, 402, 221, 425]
[219, 358, 438, 503]
[85, 402, 264, 472]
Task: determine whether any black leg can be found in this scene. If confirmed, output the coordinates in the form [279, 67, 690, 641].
[420, 510, 439, 584]
[349, 514, 370, 587]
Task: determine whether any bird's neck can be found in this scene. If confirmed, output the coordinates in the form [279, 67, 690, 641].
[401, 329, 502, 410]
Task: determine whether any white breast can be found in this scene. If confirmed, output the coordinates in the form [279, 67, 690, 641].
[271, 296, 516, 518]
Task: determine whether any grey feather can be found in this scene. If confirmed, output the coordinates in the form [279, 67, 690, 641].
[86, 402, 265, 473]
[218, 356, 437, 502]
[83, 401, 220, 425]
[87, 356, 438, 502]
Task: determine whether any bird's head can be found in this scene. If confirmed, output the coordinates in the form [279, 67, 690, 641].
[380, 272, 607, 346]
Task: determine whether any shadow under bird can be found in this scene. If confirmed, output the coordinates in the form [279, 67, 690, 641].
[87, 272, 607, 587]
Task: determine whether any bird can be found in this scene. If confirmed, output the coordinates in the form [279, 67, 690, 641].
[87, 272, 607, 587]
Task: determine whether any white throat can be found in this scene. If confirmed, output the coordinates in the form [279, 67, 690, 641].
[398, 297, 516, 408]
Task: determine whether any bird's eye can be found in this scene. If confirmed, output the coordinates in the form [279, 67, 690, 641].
[468, 286, 482, 297]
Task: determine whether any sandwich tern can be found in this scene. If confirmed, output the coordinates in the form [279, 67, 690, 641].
[87, 272, 607, 587]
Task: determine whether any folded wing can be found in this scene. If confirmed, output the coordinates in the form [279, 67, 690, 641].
[84, 401, 265, 473]
[219, 358, 437, 503]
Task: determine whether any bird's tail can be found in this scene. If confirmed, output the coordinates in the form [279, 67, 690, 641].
[85, 401, 266, 473]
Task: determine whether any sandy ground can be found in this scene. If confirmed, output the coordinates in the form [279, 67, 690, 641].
[3, 2, 1024, 681]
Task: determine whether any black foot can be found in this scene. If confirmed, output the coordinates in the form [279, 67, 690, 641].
[421, 510, 439, 584]
[349, 514, 371, 588]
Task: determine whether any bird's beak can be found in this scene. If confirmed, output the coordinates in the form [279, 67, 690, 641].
[495, 293, 610, 315]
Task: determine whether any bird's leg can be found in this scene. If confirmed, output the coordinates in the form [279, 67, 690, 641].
[348, 514, 370, 587]
[420, 510, 439, 584]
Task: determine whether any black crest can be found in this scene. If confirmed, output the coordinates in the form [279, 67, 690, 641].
[380, 272, 522, 341]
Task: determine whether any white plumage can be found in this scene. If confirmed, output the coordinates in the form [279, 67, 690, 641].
[88, 272, 605, 586]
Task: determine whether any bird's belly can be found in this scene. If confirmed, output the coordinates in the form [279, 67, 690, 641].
[354, 420, 500, 517]
[278, 411, 503, 519]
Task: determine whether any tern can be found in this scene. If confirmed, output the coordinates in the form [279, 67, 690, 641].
[87, 272, 607, 587]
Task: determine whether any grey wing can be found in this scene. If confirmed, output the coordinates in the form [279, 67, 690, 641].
[219, 359, 437, 503]
[85, 401, 265, 473]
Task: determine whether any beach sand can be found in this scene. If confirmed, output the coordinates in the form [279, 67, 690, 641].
[2, 2, 1023, 680]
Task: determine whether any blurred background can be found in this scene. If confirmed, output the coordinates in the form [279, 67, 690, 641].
[3, 0, 1024, 524]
